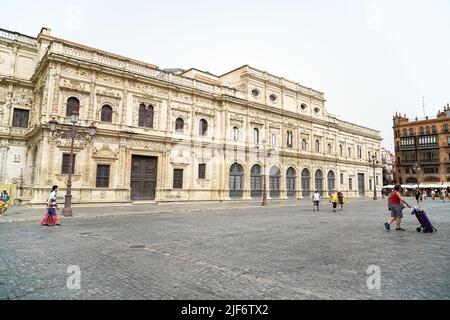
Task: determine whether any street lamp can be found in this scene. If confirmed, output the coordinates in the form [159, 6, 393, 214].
[370, 154, 379, 200]
[256, 138, 272, 206]
[48, 112, 97, 217]
[413, 162, 421, 200]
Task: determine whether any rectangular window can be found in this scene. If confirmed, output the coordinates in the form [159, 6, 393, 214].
[96, 165, 110, 188]
[173, 169, 183, 189]
[349, 178, 353, 191]
[369, 179, 372, 190]
[198, 164, 206, 179]
[12, 109, 29, 128]
[62, 154, 76, 174]
[448, 137, 450, 146]
[340, 173, 344, 185]
[423, 167, 439, 174]
[447, 167, 450, 174]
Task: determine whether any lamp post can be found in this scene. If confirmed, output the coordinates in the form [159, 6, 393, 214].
[370, 155, 379, 200]
[256, 138, 272, 206]
[413, 162, 421, 201]
[48, 111, 97, 217]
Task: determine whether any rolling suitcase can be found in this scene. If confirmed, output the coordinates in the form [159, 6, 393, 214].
[411, 207, 437, 233]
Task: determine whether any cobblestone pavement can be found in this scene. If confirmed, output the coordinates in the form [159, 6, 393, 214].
[0, 198, 449, 300]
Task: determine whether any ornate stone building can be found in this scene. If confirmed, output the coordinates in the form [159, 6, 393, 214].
[0, 27, 382, 205]
[393, 107, 450, 185]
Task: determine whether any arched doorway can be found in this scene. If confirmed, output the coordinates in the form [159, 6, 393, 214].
[327, 170, 335, 194]
[250, 164, 262, 198]
[301, 169, 311, 197]
[229, 163, 244, 199]
[286, 167, 296, 198]
[315, 170, 324, 195]
[269, 166, 281, 198]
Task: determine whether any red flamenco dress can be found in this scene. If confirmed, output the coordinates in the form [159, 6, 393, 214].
[40, 207, 60, 226]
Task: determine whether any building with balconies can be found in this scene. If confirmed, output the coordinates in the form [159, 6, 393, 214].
[393, 107, 450, 185]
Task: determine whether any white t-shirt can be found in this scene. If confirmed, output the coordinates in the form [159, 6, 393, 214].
[313, 193, 320, 201]
[49, 191, 57, 207]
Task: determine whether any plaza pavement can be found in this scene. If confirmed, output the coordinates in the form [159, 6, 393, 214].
[0, 198, 449, 300]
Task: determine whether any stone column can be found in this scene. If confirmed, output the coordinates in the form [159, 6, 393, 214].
[0, 144, 9, 184]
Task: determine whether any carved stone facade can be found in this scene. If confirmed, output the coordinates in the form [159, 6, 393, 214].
[0, 27, 382, 205]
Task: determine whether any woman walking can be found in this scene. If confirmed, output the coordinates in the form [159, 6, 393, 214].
[0, 189, 11, 215]
[312, 190, 320, 212]
[41, 185, 61, 227]
[384, 184, 411, 231]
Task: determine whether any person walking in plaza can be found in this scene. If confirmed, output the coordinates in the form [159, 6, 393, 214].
[415, 188, 421, 204]
[384, 184, 411, 231]
[329, 190, 338, 213]
[337, 191, 345, 211]
[0, 189, 11, 215]
[442, 188, 447, 203]
[431, 189, 436, 200]
[40, 185, 61, 227]
[447, 186, 450, 201]
[312, 190, 320, 212]
[422, 190, 427, 201]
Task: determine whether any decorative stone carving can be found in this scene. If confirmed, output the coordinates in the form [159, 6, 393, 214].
[60, 78, 90, 93]
[96, 87, 122, 98]
[92, 146, 118, 160]
[55, 174, 82, 183]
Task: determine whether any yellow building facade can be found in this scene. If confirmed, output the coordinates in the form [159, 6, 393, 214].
[0, 27, 382, 205]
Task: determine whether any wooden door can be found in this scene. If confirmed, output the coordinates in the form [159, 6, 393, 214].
[130, 156, 157, 200]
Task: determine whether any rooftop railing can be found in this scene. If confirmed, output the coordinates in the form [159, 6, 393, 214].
[0, 28, 37, 46]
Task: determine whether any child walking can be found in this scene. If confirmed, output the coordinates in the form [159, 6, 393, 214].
[329, 190, 338, 213]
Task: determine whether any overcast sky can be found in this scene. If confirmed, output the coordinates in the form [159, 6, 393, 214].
[1, 0, 449, 150]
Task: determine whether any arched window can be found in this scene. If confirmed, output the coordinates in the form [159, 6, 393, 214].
[175, 118, 184, 133]
[250, 165, 262, 198]
[348, 147, 352, 158]
[232, 127, 239, 141]
[199, 119, 208, 136]
[138, 104, 154, 128]
[66, 97, 80, 117]
[357, 146, 362, 159]
[402, 128, 407, 137]
[431, 125, 437, 134]
[368, 151, 371, 160]
[301, 169, 311, 197]
[269, 166, 281, 198]
[315, 170, 324, 195]
[286, 167, 296, 198]
[327, 144, 332, 154]
[409, 128, 414, 136]
[444, 123, 449, 132]
[327, 170, 335, 194]
[254, 128, 260, 144]
[301, 139, 307, 150]
[101, 105, 113, 122]
[315, 140, 320, 152]
[287, 131, 293, 148]
[419, 127, 424, 135]
[425, 126, 430, 134]
[229, 163, 243, 199]
[339, 145, 343, 156]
